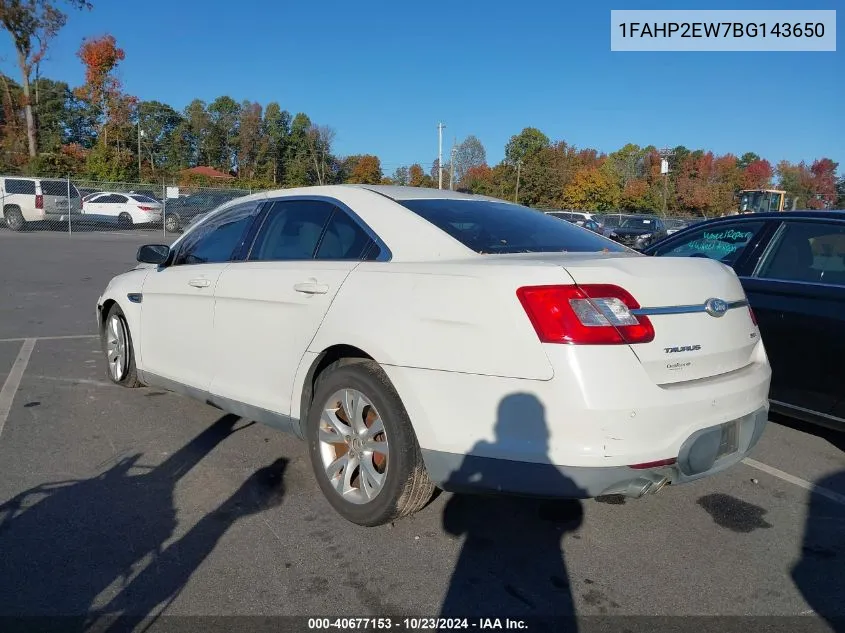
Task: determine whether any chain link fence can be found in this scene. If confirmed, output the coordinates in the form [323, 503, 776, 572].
[0, 176, 259, 236]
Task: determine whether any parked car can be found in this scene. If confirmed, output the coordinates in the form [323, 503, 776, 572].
[77, 187, 102, 199]
[605, 214, 666, 249]
[644, 211, 845, 430]
[545, 211, 603, 234]
[544, 210, 597, 227]
[82, 192, 163, 228]
[162, 191, 245, 233]
[1, 176, 83, 230]
[97, 186, 770, 525]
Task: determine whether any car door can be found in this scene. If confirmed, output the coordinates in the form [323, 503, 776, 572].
[209, 198, 380, 423]
[741, 219, 845, 421]
[646, 218, 773, 272]
[139, 202, 261, 391]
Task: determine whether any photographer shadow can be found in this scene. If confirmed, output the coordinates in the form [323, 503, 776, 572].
[439, 393, 585, 629]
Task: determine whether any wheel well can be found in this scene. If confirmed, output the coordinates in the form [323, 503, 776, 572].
[298, 344, 373, 436]
[99, 299, 116, 332]
[3, 204, 21, 216]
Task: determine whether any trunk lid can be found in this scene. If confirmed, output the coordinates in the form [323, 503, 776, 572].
[557, 254, 758, 385]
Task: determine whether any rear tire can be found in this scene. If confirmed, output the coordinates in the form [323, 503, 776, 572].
[4, 206, 25, 231]
[306, 360, 434, 526]
[101, 304, 142, 388]
[118, 212, 133, 230]
[164, 214, 180, 233]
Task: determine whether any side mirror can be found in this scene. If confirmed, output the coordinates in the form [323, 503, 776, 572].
[137, 244, 170, 265]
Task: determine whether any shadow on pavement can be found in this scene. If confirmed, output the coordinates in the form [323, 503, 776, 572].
[0, 414, 287, 631]
[439, 393, 585, 630]
[792, 469, 845, 633]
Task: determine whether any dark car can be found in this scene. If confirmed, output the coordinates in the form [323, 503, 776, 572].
[644, 211, 845, 430]
[163, 191, 246, 232]
[604, 214, 665, 248]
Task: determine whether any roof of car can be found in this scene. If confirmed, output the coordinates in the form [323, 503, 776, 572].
[697, 210, 845, 223]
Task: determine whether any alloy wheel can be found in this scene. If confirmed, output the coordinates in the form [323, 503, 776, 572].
[318, 388, 389, 504]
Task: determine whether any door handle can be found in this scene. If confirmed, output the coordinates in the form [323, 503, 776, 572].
[188, 278, 211, 288]
[293, 280, 329, 295]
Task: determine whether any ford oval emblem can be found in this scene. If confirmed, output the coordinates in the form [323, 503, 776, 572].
[704, 298, 729, 318]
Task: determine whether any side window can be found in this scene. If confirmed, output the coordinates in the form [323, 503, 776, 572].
[173, 204, 257, 266]
[5, 179, 36, 195]
[755, 222, 845, 286]
[96, 194, 123, 204]
[315, 210, 374, 260]
[249, 200, 333, 261]
[652, 221, 765, 266]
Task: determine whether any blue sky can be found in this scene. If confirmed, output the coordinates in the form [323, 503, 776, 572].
[1, 0, 841, 174]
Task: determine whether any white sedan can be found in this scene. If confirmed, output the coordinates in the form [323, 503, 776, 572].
[96, 186, 771, 525]
[83, 192, 163, 227]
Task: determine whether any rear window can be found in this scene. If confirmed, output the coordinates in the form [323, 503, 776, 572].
[129, 194, 157, 203]
[397, 199, 627, 254]
[5, 179, 36, 195]
[620, 217, 657, 230]
[40, 180, 79, 197]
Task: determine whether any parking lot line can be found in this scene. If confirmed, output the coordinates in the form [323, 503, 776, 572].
[743, 457, 845, 507]
[0, 338, 36, 439]
[0, 334, 97, 343]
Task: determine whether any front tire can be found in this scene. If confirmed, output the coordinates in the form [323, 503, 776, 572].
[101, 304, 141, 388]
[306, 360, 434, 526]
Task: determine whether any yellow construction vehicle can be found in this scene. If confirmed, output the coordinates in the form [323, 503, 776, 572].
[737, 189, 792, 214]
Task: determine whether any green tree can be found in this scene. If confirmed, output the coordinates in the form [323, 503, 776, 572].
[262, 102, 290, 184]
[284, 112, 313, 186]
[737, 152, 761, 170]
[504, 127, 549, 165]
[137, 99, 182, 174]
[207, 95, 240, 172]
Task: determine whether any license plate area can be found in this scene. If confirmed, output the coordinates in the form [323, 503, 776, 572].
[716, 419, 740, 460]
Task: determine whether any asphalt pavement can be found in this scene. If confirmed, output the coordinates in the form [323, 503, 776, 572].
[0, 230, 843, 632]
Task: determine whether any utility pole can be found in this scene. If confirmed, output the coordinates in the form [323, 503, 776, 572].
[515, 160, 522, 203]
[137, 121, 144, 179]
[450, 141, 457, 190]
[437, 122, 445, 189]
[658, 147, 673, 217]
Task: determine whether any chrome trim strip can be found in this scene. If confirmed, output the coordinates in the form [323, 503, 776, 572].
[769, 399, 845, 425]
[631, 299, 747, 316]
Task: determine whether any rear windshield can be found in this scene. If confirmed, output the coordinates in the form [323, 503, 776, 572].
[397, 199, 627, 254]
[620, 217, 657, 230]
[41, 180, 80, 197]
[129, 194, 158, 203]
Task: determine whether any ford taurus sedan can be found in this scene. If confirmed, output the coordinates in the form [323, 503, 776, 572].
[96, 186, 771, 525]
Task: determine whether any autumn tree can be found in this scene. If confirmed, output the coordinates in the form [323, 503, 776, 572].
[741, 159, 773, 190]
[408, 163, 434, 187]
[810, 158, 839, 208]
[0, 0, 91, 157]
[562, 167, 620, 211]
[346, 154, 382, 184]
[76, 34, 137, 179]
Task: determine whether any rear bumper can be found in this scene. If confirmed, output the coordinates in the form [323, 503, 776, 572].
[381, 340, 771, 498]
[422, 406, 768, 498]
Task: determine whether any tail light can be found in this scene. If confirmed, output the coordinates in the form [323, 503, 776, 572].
[629, 457, 677, 470]
[35, 194, 43, 209]
[748, 306, 757, 326]
[138, 206, 156, 211]
[516, 284, 654, 345]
